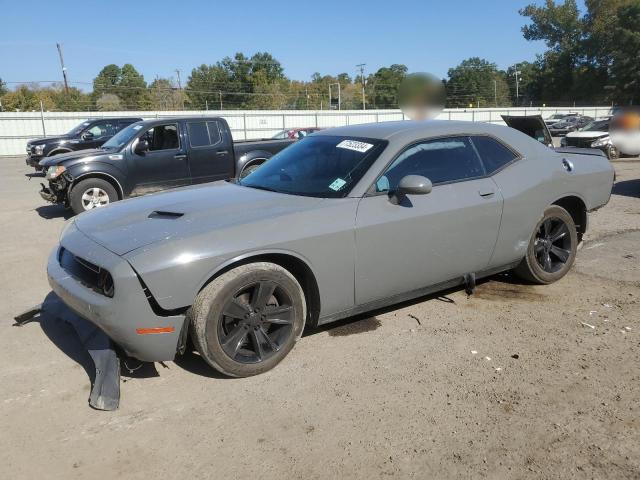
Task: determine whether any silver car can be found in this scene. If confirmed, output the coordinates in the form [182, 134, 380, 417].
[47, 120, 614, 377]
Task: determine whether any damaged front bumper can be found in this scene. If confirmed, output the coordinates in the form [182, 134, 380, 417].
[47, 222, 187, 363]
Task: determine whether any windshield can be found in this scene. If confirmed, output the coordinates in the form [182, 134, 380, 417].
[239, 135, 388, 198]
[271, 130, 289, 139]
[101, 123, 144, 150]
[66, 121, 91, 136]
[581, 119, 609, 131]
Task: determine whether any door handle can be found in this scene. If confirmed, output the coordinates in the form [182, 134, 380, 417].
[478, 188, 495, 198]
[216, 150, 229, 156]
[174, 154, 187, 160]
[562, 158, 574, 172]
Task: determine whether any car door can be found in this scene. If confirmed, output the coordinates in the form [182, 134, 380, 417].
[128, 122, 191, 196]
[186, 120, 234, 184]
[354, 136, 503, 305]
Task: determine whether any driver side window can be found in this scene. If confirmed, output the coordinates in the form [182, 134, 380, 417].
[375, 136, 485, 192]
[142, 124, 179, 152]
[87, 121, 115, 138]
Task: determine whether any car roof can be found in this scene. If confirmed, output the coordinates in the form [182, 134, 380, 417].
[314, 119, 517, 141]
[87, 117, 143, 122]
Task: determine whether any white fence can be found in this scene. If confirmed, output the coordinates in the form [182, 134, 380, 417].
[0, 106, 614, 156]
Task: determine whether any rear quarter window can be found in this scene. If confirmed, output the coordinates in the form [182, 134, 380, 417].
[470, 136, 518, 174]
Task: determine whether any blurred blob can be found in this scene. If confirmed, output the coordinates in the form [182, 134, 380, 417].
[398, 73, 445, 120]
[610, 108, 640, 156]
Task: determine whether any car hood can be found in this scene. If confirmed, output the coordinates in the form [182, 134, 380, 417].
[565, 130, 608, 138]
[39, 149, 106, 167]
[27, 135, 70, 146]
[73, 181, 325, 256]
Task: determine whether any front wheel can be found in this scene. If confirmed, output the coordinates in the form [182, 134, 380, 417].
[514, 205, 578, 284]
[190, 262, 306, 377]
[69, 178, 118, 215]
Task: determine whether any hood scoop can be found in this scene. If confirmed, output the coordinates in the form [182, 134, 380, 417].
[148, 210, 184, 219]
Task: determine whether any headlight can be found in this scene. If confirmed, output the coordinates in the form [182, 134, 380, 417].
[560, 137, 568, 147]
[46, 165, 66, 180]
[33, 144, 45, 155]
[591, 137, 611, 148]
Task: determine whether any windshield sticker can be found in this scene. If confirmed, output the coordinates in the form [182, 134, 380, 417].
[329, 178, 347, 191]
[336, 139, 373, 153]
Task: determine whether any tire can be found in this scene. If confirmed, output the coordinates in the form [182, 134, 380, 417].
[607, 145, 619, 161]
[239, 161, 264, 179]
[190, 262, 306, 377]
[514, 205, 578, 284]
[69, 178, 118, 215]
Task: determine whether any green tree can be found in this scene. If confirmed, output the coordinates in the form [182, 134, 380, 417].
[446, 58, 511, 107]
[609, 1, 640, 103]
[367, 64, 407, 109]
[0, 78, 7, 97]
[92, 63, 149, 110]
[0, 84, 55, 111]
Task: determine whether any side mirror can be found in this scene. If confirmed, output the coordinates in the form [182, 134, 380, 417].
[134, 139, 149, 155]
[81, 131, 94, 141]
[396, 175, 432, 196]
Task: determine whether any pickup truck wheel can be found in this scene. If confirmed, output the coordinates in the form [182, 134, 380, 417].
[239, 161, 264, 179]
[190, 262, 306, 377]
[514, 205, 577, 284]
[69, 178, 118, 215]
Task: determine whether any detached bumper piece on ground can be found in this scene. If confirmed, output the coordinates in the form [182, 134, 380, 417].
[13, 302, 121, 411]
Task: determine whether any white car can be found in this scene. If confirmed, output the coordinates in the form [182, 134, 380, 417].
[561, 118, 619, 159]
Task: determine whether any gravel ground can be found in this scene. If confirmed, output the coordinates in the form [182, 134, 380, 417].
[0, 155, 638, 479]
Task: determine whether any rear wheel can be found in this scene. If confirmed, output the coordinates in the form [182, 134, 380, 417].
[69, 178, 118, 215]
[514, 205, 578, 284]
[239, 160, 265, 179]
[190, 262, 306, 377]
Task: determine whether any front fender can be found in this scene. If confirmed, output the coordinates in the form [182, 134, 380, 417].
[66, 162, 128, 198]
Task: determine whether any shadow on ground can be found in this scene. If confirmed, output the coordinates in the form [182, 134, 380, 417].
[612, 179, 640, 199]
[24, 273, 537, 382]
[35, 204, 73, 220]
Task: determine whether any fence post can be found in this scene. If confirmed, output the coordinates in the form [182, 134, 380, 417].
[40, 101, 46, 137]
[243, 113, 247, 140]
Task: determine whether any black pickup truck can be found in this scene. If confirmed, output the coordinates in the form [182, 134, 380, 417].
[26, 117, 143, 171]
[39, 117, 295, 215]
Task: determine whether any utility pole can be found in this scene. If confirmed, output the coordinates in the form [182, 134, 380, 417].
[513, 64, 521, 106]
[175, 69, 184, 110]
[493, 79, 497, 107]
[56, 43, 69, 94]
[356, 63, 366, 110]
[219, 91, 223, 110]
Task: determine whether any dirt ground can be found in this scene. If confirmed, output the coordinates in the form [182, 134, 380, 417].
[0, 155, 638, 480]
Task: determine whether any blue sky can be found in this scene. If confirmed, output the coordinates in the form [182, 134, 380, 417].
[1, 0, 571, 89]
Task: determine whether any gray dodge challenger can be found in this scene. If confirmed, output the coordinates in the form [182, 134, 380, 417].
[47, 120, 614, 377]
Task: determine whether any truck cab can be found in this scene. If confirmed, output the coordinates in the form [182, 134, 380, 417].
[38, 117, 294, 215]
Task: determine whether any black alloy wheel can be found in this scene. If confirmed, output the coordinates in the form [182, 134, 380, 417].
[533, 217, 572, 273]
[218, 281, 294, 364]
